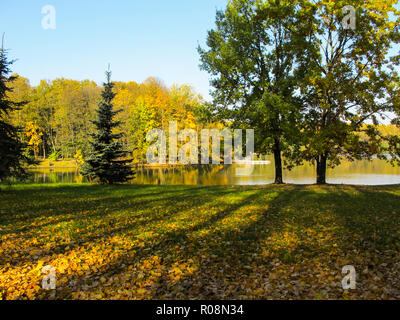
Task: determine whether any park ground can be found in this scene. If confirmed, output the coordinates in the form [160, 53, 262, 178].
[0, 183, 399, 300]
[33, 159, 78, 169]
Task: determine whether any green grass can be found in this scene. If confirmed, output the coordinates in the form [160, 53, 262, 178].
[1, 183, 400, 300]
[32, 159, 78, 168]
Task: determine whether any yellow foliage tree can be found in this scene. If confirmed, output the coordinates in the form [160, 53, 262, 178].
[74, 150, 85, 166]
[25, 121, 43, 158]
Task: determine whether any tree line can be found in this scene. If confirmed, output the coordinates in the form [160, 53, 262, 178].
[5, 74, 208, 162]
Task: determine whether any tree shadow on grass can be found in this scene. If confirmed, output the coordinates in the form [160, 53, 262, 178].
[127, 185, 400, 299]
[3, 185, 273, 299]
[3, 184, 400, 299]
[0, 185, 235, 232]
[0, 185, 251, 268]
[39, 187, 289, 299]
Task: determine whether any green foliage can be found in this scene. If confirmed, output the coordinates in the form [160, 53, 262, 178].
[200, 0, 400, 184]
[199, 0, 303, 184]
[81, 69, 134, 184]
[48, 151, 60, 161]
[292, 0, 400, 183]
[0, 48, 30, 182]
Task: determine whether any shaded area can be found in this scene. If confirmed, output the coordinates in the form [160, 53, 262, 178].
[0, 184, 399, 299]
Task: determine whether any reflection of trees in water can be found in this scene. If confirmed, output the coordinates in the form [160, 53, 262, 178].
[28, 159, 400, 185]
[328, 159, 400, 176]
[137, 165, 230, 186]
[199, 165, 227, 185]
[31, 168, 83, 184]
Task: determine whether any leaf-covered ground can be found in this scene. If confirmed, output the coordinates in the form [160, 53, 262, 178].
[0, 183, 399, 300]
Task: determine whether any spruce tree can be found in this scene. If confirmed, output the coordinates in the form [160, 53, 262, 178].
[0, 44, 29, 184]
[82, 68, 133, 184]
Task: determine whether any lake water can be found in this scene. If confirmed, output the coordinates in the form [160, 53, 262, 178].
[26, 158, 400, 186]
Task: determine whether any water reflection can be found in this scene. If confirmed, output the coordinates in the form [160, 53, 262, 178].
[25, 158, 400, 186]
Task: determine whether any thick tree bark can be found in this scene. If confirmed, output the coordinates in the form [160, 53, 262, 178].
[316, 155, 327, 185]
[273, 138, 284, 184]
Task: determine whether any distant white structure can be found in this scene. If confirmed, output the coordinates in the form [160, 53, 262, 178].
[233, 160, 271, 165]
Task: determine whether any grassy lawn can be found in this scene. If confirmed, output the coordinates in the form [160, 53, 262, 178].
[0, 183, 400, 300]
[33, 159, 78, 169]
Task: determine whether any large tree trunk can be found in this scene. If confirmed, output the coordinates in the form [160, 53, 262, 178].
[316, 155, 327, 185]
[273, 138, 284, 184]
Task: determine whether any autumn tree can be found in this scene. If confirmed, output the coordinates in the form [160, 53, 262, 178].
[199, 0, 303, 184]
[51, 79, 99, 158]
[82, 69, 133, 184]
[25, 121, 43, 158]
[113, 78, 204, 163]
[0, 45, 29, 183]
[29, 80, 57, 157]
[10, 78, 100, 159]
[294, 0, 400, 184]
[5, 74, 208, 164]
[384, 79, 400, 164]
[7, 73, 31, 129]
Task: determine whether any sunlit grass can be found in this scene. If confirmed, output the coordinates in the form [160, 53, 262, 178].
[1, 183, 399, 299]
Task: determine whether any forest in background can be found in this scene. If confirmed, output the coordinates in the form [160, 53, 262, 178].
[5, 74, 218, 164]
[5, 73, 400, 167]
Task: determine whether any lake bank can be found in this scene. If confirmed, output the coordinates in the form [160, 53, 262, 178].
[22, 158, 400, 186]
[30, 159, 192, 169]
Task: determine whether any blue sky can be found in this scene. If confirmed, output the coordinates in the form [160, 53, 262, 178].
[1, 1, 399, 103]
[0, 0, 228, 100]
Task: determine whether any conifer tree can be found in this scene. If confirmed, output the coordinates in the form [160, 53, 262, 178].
[0, 41, 29, 184]
[82, 68, 133, 184]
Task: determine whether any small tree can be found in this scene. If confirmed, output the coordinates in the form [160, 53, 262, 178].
[0, 42, 29, 184]
[25, 121, 43, 159]
[82, 68, 133, 184]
